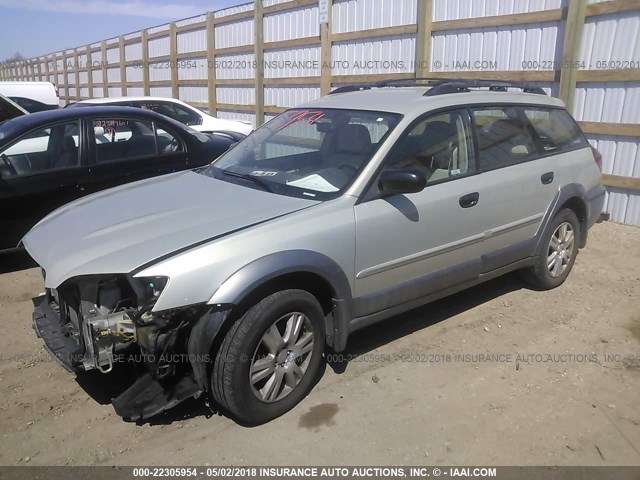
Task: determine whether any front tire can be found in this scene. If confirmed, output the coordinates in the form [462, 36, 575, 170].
[520, 208, 580, 290]
[211, 289, 325, 424]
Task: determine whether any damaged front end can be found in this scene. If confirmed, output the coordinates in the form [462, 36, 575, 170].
[32, 272, 226, 421]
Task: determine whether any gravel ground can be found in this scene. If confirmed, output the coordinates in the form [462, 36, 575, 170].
[0, 220, 638, 466]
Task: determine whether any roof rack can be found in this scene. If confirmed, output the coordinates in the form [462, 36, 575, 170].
[328, 77, 546, 96]
[423, 79, 546, 96]
[328, 77, 450, 95]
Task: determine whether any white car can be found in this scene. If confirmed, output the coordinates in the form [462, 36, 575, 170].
[0, 81, 60, 112]
[71, 96, 252, 136]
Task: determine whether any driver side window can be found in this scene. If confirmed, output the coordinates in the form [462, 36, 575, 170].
[383, 109, 474, 184]
[155, 124, 185, 155]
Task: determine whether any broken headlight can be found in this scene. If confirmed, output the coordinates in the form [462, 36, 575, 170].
[78, 275, 169, 372]
[129, 276, 169, 313]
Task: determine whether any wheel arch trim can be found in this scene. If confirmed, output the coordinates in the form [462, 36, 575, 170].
[535, 183, 590, 254]
[208, 250, 353, 350]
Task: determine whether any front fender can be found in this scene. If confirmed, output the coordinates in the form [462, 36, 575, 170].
[187, 251, 353, 391]
[209, 250, 353, 351]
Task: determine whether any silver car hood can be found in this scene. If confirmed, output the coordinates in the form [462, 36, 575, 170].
[23, 170, 319, 288]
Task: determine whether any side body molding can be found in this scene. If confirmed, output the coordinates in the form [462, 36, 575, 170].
[209, 250, 354, 351]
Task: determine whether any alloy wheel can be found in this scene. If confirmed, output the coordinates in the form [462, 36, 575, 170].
[547, 221, 575, 277]
[249, 312, 315, 403]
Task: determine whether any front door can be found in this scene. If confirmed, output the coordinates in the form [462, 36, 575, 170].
[0, 119, 87, 250]
[353, 108, 487, 317]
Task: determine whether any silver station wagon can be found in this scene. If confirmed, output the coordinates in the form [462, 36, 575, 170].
[24, 79, 605, 424]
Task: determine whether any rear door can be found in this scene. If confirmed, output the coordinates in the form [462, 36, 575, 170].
[84, 116, 188, 194]
[470, 105, 560, 271]
[0, 119, 87, 249]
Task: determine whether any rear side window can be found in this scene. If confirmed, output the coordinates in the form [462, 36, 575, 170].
[472, 107, 538, 170]
[523, 107, 587, 153]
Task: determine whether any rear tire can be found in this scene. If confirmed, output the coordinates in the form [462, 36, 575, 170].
[211, 289, 325, 425]
[519, 208, 580, 290]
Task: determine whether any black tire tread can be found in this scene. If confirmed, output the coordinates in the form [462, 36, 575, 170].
[211, 289, 322, 422]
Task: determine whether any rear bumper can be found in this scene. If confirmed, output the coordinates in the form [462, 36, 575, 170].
[585, 183, 606, 229]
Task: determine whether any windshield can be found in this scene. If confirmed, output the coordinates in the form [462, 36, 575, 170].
[0, 95, 27, 125]
[204, 108, 401, 199]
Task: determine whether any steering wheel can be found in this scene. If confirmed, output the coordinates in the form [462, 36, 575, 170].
[164, 137, 180, 153]
[0, 154, 18, 178]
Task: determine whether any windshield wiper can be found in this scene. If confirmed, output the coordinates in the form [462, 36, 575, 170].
[221, 168, 274, 193]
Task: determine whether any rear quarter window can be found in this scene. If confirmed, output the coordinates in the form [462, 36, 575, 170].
[523, 107, 588, 153]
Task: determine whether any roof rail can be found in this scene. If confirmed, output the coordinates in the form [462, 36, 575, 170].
[328, 84, 377, 95]
[329, 77, 450, 95]
[328, 77, 546, 96]
[377, 77, 459, 87]
[423, 79, 546, 96]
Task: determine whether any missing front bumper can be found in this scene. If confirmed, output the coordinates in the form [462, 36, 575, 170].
[32, 294, 83, 373]
[112, 373, 202, 421]
[32, 293, 212, 420]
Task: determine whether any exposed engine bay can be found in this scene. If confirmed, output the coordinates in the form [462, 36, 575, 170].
[32, 272, 225, 421]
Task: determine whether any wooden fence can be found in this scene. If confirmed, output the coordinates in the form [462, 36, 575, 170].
[1, 0, 639, 196]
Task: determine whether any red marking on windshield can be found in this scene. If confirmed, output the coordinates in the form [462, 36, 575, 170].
[279, 110, 326, 130]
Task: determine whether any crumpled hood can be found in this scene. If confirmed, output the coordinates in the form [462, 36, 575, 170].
[23, 170, 318, 287]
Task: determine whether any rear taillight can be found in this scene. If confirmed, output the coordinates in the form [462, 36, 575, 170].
[590, 146, 602, 171]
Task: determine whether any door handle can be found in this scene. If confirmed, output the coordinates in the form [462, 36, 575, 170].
[459, 192, 479, 208]
[541, 172, 554, 184]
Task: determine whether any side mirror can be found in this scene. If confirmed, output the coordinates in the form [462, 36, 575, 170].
[378, 169, 427, 196]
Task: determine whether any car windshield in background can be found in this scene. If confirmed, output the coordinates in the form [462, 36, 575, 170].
[0, 96, 26, 126]
[205, 108, 401, 199]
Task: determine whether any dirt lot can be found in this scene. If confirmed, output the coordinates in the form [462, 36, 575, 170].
[0, 221, 638, 466]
